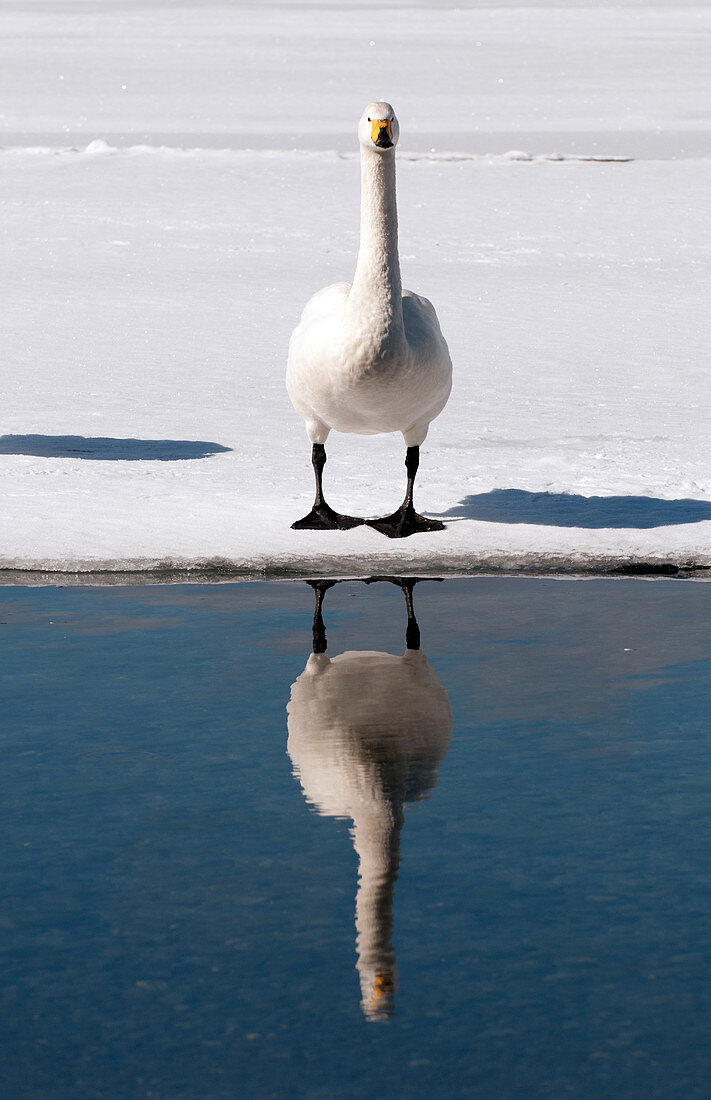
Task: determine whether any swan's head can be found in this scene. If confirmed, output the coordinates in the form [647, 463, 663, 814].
[358, 102, 399, 153]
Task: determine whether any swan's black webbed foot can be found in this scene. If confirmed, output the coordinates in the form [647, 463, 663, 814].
[292, 505, 363, 531]
[292, 443, 364, 531]
[366, 503, 445, 539]
[365, 445, 446, 538]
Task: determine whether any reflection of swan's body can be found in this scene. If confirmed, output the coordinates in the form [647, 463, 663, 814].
[287, 580, 451, 1019]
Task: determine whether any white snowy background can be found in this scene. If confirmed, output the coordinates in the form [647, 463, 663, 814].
[2, 0, 710, 575]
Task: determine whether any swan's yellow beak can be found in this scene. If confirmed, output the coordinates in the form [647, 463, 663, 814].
[370, 119, 393, 148]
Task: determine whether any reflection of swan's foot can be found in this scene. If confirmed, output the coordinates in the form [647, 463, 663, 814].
[306, 579, 339, 596]
[362, 576, 425, 649]
[366, 504, 445, 539]
[306, 579, 339, 653]
[292, 504, 363, 531]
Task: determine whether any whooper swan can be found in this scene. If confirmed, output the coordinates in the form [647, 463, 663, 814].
[286, 102, 452, 538]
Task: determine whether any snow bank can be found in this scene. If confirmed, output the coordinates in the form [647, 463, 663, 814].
[2, 143, 709, 577]
[1, 1, 709, 577]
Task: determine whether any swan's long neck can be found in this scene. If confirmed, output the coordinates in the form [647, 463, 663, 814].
[349, 147, 403, 338]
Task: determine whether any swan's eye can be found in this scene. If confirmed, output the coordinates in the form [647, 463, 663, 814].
[367, 117, 371, 122]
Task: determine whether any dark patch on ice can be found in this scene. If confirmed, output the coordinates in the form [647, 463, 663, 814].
[0, 435, 231, 461]
[440, 490, 711, 529]
[611, 562, 685, 577]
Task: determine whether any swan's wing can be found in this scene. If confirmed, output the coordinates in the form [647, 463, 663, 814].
[402, 288, 444, 335]
[291, 281, 351, 336]
[286, 282, 352, 438]
[399, 291, 453, 444]
[402, 290, 451, 360]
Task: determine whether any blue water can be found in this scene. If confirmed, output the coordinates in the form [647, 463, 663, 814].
[1, 577, 710, 1099]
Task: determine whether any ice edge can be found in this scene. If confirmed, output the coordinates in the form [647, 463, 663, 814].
[1, 552, 709, 586]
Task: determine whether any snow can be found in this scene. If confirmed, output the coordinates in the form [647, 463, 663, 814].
[1, 0, 710, 577]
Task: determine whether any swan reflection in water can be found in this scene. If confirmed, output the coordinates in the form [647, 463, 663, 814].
[287, 578, 451, 1020]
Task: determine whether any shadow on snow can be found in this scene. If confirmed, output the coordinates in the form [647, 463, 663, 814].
[0, 434, 231, 462]
[439, 489, 711, 529]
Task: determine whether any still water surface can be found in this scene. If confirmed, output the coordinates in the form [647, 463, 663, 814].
[1, 577, 710, 1098]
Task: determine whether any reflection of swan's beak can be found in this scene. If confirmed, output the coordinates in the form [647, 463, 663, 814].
[371, 119, 393, 148]
[367, 970, 396, 1021]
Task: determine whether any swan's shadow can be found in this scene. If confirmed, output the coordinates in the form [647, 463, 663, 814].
[0, 434, 232, 462]
[438, 490, 711, 530]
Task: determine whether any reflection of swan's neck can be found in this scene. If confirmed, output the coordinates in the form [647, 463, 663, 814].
[353, 798, 404, 1021]
[349, 147, 403, 336]
[286, 621, 453, 1022]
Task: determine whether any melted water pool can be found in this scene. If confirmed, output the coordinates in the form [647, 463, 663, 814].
[1, 577, 710, 1098]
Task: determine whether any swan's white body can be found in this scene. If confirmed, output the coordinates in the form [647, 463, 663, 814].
[287, 647, 451, 1019]
[287, 103, 452, 450]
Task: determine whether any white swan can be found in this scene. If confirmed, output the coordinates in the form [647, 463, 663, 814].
[286, 102, 453, 538]
[286, 580, 452, 1019]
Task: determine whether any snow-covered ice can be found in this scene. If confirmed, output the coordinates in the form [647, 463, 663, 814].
[1, 0, 710, 577]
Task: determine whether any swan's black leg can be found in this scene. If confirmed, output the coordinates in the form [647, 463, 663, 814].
[306, 579, 339, 653]
[292, 443, 364, 531]
[366, 447, 445, 538]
